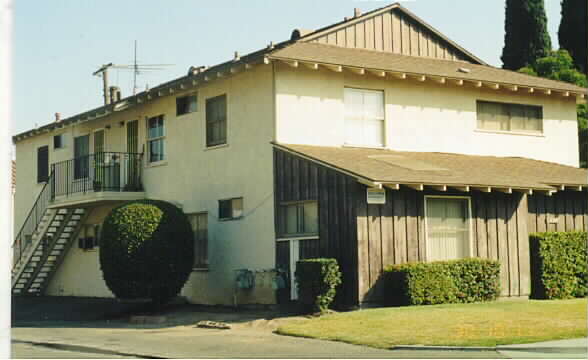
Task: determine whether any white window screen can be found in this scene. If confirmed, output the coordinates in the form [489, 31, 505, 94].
[477, 101, 542, 134]
[426, 198, 470, 261]
[344, 88, 385, 147]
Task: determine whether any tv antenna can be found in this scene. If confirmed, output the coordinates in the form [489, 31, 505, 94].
[93, 40, 173, 104]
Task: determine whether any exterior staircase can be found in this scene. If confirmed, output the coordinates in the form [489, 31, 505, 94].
[12, 208, 87, 295]
[11, 170, 88, 296]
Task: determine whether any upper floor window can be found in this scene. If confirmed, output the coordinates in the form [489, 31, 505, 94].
[206, 94, 227, 147]
[176, 94, 198, 116]
[476, 101, 543, 134]
[53, 134, 65, 149]
[147, 115, 165, 163]
[344, 88, 385, 147]
[219, 197, 243, 220]
[37, 145, 49, 183]
[278, 201, 318, 237]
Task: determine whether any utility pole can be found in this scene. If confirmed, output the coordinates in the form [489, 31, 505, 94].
[133, 40, 138, 95]
[92, 63, 113, 105]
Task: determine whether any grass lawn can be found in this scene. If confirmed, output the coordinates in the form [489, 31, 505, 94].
[276, 298, 587, 348]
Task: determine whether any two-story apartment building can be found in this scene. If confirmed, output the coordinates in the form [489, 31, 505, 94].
[12, 3, 587, 307]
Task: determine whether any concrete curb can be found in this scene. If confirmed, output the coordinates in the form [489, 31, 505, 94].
[13, 339, 164, 359]
[392, 345, 497, 352]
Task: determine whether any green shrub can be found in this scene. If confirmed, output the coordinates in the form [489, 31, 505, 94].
[295, 258, 342, 313]
[448, 258, 501, 303]
[99, 200, 194, 305]
[529, 231, 587, 299]
[384, 258, 500, 306]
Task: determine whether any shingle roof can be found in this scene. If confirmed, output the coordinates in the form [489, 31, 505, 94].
[274, 143, 588, 190]
[269, 42, 587, 94]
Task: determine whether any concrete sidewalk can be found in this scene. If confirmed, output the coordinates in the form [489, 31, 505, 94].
[497, 337, 588, 359]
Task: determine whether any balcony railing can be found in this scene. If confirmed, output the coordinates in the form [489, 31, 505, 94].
[51, 152, 143, 199]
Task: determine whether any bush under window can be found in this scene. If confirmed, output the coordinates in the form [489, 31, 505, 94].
[384, 258, 500, 306]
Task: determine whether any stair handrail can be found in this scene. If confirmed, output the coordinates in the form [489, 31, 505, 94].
[12, 170, 54, 267]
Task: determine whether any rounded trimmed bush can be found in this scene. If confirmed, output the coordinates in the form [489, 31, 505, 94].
[99, 200, 194, 304]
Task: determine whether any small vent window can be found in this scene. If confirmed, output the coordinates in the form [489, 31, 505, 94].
[176, 94, 198, 116]
[53, 134, 65, 149]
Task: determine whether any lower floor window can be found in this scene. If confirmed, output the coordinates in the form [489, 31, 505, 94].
[425, 197, 471, 261]
[188, 212, 208, 269]
[279, 201, 318, 237]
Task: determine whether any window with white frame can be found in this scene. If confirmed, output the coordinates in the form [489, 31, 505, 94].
[344, 88, 385, 147]
[425, 197, 471, 261]
[147, 115, 165, 163]
[476, 100, 543, 134]
[279, 201, 318, 237]
[188, 212, 208, 269]
[219, 197, 243, 220]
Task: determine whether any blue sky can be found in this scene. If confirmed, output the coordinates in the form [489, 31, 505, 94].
[12, 0, 564, 134]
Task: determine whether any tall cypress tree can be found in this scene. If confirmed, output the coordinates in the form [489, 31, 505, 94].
[559, 0, 587, 73]
[501, 0, 552, 70]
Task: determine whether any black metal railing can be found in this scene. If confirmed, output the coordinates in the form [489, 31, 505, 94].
[51, 152, 143, 198]
[13, 171, 54, 267]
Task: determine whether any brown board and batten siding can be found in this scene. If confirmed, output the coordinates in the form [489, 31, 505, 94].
[275, 147, 541, 305]
[527, 191, 587, 233]
[274, 148, 361, 306]
[356, 188, 531, 303]
[308, 8, 468, 62]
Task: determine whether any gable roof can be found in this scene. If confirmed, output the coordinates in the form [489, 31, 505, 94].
[297, 2, 487, 65]
[273, 143, 588, 192]
[269, 42, 587, 94]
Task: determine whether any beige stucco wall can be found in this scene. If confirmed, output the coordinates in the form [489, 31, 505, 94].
[274, 63, 580, 167]
[16, 63, 277, 305]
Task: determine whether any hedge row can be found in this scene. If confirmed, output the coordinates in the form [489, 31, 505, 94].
[295, 258, 342, 313]
[529, 231, 587, 299]
[384, 258, 501, 306]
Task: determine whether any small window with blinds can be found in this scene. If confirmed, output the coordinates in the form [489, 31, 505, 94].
[425, 197, 471, 262]
[476, 100, 543, 134]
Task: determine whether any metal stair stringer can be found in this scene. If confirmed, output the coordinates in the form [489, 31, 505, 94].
[11, 208, 58, 292]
